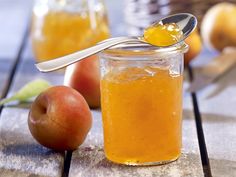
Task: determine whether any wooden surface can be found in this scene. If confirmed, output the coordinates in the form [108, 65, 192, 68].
[192, 50, 236, 177]
[69, 95, 203, 177]
[0, 107, 64, 177]
[0, 0, 235, 177]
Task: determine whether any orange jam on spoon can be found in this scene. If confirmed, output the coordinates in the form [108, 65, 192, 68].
[143, 23, 183, 47]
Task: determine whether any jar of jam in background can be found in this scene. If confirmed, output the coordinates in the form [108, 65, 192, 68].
[31, 0, 110, 62]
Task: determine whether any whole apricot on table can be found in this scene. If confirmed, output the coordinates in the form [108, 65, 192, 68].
[201, 2, 236, 51]
[184, 29, 202, 65]
[28, 86, 92, 151]
[64, 55, 100, 108]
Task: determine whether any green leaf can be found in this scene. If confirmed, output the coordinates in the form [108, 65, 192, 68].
[0, 79, 51, 105]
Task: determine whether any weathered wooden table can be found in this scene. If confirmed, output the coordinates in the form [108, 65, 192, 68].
[0, 1, 235, 177]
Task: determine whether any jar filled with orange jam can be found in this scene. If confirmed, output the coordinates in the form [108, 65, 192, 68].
[31, 0, 110, 62]
[99, 42, 188, 165]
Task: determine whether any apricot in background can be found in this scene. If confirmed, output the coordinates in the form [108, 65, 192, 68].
[201, 2, 236, 51]
[64, 55, 100, 108]
[184, 29, 202, 65]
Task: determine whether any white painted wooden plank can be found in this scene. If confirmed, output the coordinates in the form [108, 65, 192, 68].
[192, 49, 236, 177]
[0, 167, 47, 177]
[0, 108, 63, 177]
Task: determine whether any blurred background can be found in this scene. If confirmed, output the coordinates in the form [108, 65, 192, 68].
[1, 0, 236, 69]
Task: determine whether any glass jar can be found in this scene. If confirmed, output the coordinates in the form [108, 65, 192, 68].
[99, 43, 188, 165]
[31, 0, 110, 62]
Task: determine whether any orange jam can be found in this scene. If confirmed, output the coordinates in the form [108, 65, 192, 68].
[101, 67, 183, 165]
[31, 11, 110, 62]
[144, 23, 183, 47]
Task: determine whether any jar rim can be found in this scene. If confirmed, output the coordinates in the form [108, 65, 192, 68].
[100, 42, 188, 60]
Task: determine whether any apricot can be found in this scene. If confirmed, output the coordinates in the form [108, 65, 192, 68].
[201, 2, 236, 51]
[64, 55, 100, 108]
[184, 29, 202, 65]
[28, 86, 92, 151]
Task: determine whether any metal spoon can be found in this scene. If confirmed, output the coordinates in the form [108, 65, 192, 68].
[35, 13, 197, 72]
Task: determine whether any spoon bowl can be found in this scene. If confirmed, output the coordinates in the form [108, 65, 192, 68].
[157, 13, 197, 43]
[36, 13, 197, 72]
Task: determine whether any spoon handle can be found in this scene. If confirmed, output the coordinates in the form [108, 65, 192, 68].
[35, 37, 140, 72]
